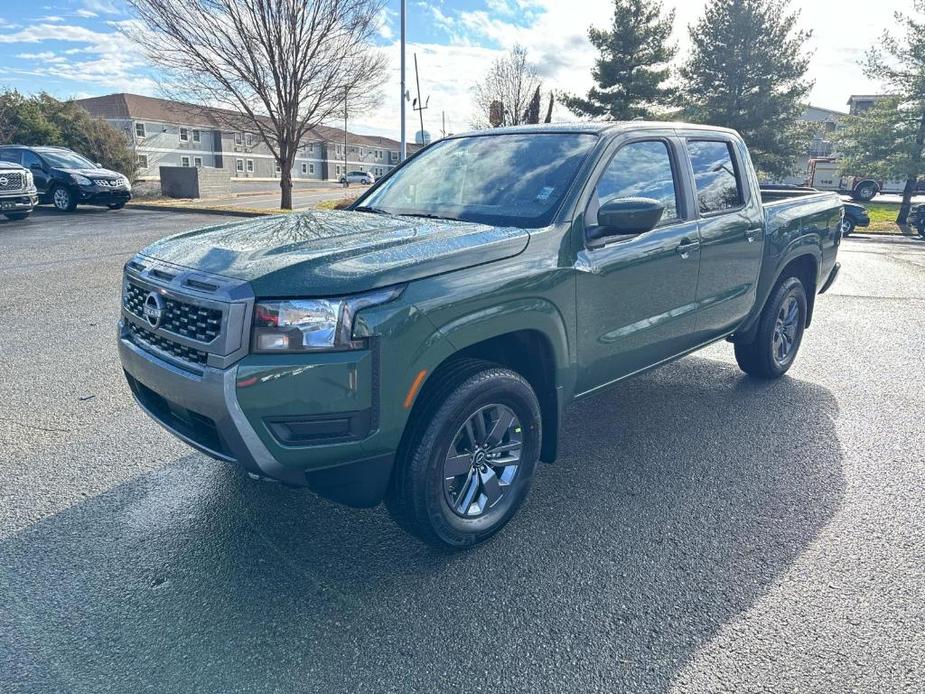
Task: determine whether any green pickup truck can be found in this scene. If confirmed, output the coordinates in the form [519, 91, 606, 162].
[118, 122, 842, 547]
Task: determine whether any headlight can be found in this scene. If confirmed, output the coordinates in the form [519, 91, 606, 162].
[122, 176, 132, 191]
[71, 174, 92, 185]
[252, 286, 404, 353]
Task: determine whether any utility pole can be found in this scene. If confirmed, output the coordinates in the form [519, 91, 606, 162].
[343, 87, 348, 186]
[441, 110, 446, 138]
[412, 53, 430, 146]
[400, 0, 407, 162]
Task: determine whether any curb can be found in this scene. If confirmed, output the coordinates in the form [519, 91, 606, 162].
[127, 203, 277, 217]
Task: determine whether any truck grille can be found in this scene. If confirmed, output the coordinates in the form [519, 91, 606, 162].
[124, 282, 223, 342]
[127, 322, 209, 365]
[0, 172, 24, 191]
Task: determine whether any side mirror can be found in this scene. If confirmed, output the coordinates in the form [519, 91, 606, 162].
[95, 162, 103, 168]
[591, 197, 665, 242]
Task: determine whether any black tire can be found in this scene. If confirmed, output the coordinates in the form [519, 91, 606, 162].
[3, 212, 30, 221]
[852, 182, 877, 202]
[107, 202, 125, 210]
[734, 276, 808, 379]
[51, 185, 77, 212]
[840, 218, 855, 237]
[385, 359, 542, 548]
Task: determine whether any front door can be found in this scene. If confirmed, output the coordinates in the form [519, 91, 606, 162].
[686, 139, 765, 340]
[21, 150, 51, 196]
[575, 138, 702, 395]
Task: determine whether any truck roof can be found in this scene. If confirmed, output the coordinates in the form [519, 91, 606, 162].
[452, 121, 741, 139]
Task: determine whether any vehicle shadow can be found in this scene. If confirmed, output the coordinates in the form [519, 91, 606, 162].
[1, 356, 844, 693]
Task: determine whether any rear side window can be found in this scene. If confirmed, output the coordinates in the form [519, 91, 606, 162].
[593, 140, 679, 223]
[688, 140, 744, 214]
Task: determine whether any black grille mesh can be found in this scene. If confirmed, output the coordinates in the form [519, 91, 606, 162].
[124, 282, 222, 342]
[127, 322, 208, 365]
[0, 172, 24, 191]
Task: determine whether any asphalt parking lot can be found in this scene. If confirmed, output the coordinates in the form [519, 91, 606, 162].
[1, 207, 923, 693]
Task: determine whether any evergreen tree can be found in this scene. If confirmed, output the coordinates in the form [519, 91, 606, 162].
[524, 87, 542, 124]
[679, 0, 812, 180]
[841, 1, 925, 223]
[561, 0, 676, 121]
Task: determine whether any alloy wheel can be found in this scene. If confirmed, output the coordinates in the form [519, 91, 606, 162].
[772, 294, 801, 365]
[443, 404, 523, 518]
[53, 188, 71, 210]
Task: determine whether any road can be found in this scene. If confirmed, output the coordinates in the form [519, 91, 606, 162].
[1, 208, 923, 693]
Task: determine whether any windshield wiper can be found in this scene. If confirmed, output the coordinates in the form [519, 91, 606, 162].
[353, 205, 392, 215]
[398, 212, 459, 222]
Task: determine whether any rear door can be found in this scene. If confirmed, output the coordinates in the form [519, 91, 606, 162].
[685, 137, 765, 340]
[575, 135, 702, 394]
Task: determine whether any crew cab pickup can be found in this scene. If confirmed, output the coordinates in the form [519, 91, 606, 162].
[0, 161, 38, 221]
[118, 123, 842, 548]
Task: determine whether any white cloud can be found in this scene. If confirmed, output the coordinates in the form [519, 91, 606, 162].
[75, 9, 99, 18]
[81, 0, 119, 15]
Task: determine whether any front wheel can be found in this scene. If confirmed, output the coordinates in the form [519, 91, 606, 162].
[52, 186, 77, 211]
[734, 276, 808, 379]
[840, 218, 855, 236]
[386, 360, 542, 548]
[107, 202, 125, 210]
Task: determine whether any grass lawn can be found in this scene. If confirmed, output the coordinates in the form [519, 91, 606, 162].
[856, 202, 908, 234]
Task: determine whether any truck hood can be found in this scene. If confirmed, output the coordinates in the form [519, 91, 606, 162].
[138, 209, 530, 297]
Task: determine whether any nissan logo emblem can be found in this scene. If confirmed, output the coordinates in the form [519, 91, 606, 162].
[0, 177, 7, 186]
[142, 291, 165, 329]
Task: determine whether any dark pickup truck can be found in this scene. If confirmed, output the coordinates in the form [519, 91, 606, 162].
[118, 123, 842, 548]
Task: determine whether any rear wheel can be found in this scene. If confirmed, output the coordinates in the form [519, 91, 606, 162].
[840, 218, 855, 236]
[386, 360, 542, 548]
[734, 276, 808, 379]
[852, 182, 877, 202]
[52, 185, 77, 211]
[3, 211, 30, 221]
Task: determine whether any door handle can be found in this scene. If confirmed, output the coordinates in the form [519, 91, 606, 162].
[676, 239, 700, 259]
[745, 228, 761, 243]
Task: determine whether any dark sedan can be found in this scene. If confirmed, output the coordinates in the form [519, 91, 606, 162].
[0, 145, 132, 212]
[841, 202, 870, 236]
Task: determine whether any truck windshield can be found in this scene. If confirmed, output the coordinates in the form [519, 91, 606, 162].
[38, 150, 96, 169]
[359, 132, 597, 228]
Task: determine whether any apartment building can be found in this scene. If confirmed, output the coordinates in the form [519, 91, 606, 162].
[73, 93, 409, 181]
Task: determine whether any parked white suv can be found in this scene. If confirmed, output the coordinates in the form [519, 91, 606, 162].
[0, 161, 38, 221]
[339, 170, 375, 186]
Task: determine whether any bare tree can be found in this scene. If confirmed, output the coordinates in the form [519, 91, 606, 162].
[126, 0, 387, 209]
[472, 46, 541, 128]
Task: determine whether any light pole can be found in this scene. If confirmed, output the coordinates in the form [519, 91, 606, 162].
[400, 0, 407, 162]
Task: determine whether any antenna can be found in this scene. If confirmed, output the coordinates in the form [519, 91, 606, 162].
[412, 52, 430, 146]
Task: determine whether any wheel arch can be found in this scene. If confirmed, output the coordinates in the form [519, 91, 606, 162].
[403, 302, 571, 465]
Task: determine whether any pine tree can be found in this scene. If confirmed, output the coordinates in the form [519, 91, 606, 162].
[561, 0, 676, 121]
[524, 87, 542, 124]
[679, 0, 812, 180]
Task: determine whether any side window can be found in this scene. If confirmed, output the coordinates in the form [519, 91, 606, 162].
[21, 151, 43, 170]
[688, 140, 744, 214]
[589, 140, 679, 225]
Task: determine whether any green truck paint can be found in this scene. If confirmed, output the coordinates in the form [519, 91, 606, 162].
[118, 122, 842, 547]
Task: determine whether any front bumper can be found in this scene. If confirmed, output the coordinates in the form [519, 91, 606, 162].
[77, 185, 132, 206]
[118, 323, 394, 506]
[0, 193, 38, 211]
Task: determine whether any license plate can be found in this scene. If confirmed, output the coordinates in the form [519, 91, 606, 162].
[1, 202, 16, 210]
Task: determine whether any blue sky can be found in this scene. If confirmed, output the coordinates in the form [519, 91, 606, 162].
[0, 0, 900, 140]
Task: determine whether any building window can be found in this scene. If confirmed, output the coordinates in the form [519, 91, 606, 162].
[301, 163, 307, 174]
[234, 132, 242, 145]
[335, 144, 342, 155]
[236, 159, 244, 173]
[309, 163, 315, 174]
[192, 129, 201, 143]
[181, 156, 190, 167]
[135, 122, 146, 138]
[179, 127, 189, 142]
[194, 156, 203, 167]
[137, 154, 148, 168]
[335, 165, 341, 176]
[246, 159, 254, 173]
[275, 162, 281, 176]
[245, 133, 254, 147]
[309, 142, 314, 153]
